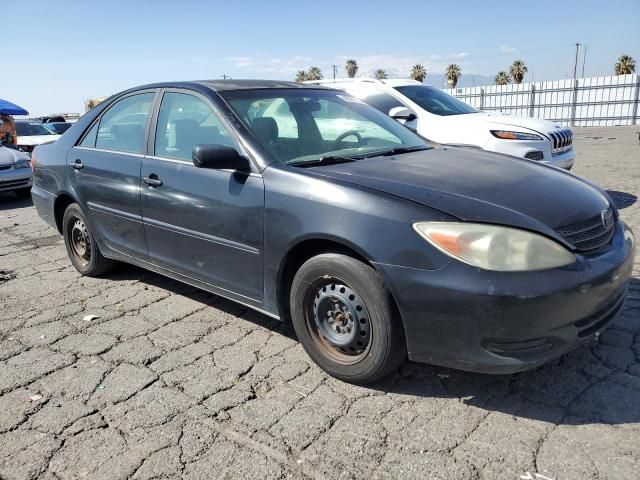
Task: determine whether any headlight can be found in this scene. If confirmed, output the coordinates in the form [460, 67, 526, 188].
[490, 130, 542, 141]
[13, 159, 31, 169]
[413, 222, 575, 271]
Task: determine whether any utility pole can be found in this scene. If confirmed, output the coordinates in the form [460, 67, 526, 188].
[581, 44, 587, 78]
[331, 65, 337, 81]
[572, 43, 580, 79]
[221, 74, 231, 80]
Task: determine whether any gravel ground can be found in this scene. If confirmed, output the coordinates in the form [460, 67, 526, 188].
[0, 126, 638, 480]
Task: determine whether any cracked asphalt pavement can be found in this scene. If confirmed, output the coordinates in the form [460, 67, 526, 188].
[0, 126, 639, 480]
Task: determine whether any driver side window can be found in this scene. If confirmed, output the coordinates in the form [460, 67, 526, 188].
[154, 92, 239, 161]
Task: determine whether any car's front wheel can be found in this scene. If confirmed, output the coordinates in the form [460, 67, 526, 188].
[62, 203, 114, 276]
[290, 253, 406, 383]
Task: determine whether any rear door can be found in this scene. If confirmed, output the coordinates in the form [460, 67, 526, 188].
[70, 91, 157, 259]
[140, 90, 264, 301]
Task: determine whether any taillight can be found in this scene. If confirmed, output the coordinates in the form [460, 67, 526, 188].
[30, 151, 36, 170]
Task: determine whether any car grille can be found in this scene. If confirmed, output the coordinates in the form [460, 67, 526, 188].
[556, 207, 615, 251]
[549, 129, 573, 154]
[0, 178, 29, 189]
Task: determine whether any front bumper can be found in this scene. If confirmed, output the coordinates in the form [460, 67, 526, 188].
[0, 168, 32, 192]
[485, 136, 575, 170]
[374, 222, 634, 374]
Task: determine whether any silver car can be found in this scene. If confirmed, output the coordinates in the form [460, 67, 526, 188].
[0, 145, 32, 197]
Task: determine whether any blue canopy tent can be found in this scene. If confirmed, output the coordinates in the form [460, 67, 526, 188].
[0, 99, 29, 116]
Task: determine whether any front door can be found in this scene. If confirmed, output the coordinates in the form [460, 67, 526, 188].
[140, 90, 264, 302]
[70, 91, 156, 259]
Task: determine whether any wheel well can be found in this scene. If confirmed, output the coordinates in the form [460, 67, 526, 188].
[276, 239, 372, 325]
[53, 194, 76, 233]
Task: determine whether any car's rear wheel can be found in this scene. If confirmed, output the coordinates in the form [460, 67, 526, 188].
[14, 187, 31, 199]
[62, 203, 114, 276]
[290, 253, 406, 383]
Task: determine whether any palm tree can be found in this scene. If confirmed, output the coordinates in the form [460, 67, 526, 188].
[446, 64, 462, 88]
[614, 55, 636, 75]
[494, 71, 511, 86]
[375, 69, 388, 80]
[295, 70, 308, 83]
[509, 59, 528, 84]
[345, 59, 359, 78]
[307, 66, 323, 81]
[410, 64, 427, 82]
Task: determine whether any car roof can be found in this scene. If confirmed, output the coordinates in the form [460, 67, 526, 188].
[307, 78, 424, 88]
[130, 79, 329, 92]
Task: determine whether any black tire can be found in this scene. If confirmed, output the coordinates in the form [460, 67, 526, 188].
[62, 203, 114, 276]
[290, 253, 406, 383]
[14, 187, 31, 198]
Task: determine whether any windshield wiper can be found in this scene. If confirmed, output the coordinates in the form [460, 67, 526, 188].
[287, 155, 359, 167]
[365, 145, 431, 158]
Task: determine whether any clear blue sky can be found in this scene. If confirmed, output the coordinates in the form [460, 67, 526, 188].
[5, 0, 640, 115]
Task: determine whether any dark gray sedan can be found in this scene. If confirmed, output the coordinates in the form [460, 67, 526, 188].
[31, 80, 635, 383]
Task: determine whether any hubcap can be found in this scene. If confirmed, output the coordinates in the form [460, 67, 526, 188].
[305, 279, 372, 364]
[70, 218, 91, 265]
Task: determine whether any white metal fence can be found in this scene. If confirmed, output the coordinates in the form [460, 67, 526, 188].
[443, 74, 640, 127]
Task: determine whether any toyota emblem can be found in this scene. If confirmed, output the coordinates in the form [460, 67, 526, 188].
[601, 209, 614, 229]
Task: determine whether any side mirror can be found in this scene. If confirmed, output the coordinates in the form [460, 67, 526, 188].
[192, 144, 250, 171]
[389, 106, 417, 121]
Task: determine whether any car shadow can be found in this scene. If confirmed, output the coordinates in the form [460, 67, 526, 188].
[607, 190, 637, 210]
[0, 192, 33, 210]
[104, 263, 640, 427]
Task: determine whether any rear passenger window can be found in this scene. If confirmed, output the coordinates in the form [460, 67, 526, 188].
[95, 93, 155, 153]
[154, 92, 239, 161]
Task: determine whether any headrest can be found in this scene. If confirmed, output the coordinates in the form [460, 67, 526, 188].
[252, 117, 278, 144]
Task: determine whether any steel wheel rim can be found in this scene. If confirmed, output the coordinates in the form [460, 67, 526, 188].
[69, 217, 91, 266]
[303, 277, 372, 365]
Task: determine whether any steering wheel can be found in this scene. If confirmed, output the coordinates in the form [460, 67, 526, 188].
[333, 130, 363, 149]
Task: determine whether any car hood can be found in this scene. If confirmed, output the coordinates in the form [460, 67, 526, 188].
[307, 147, 610, 245]
[450, 112, 560, 135]
[17, 135, 60, 146]
[0, 146, 29, 165]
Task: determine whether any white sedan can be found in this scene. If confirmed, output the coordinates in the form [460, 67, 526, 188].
[0, 145, 32, 197]
[15, 120, 60, 157]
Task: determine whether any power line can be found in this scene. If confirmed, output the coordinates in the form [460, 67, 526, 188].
[458, 44, 576, 63]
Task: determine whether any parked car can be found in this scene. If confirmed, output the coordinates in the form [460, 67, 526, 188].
[14, 120, 60, 157]
[45, 122, 73, 135]
[0, 144, 32, 197]
[31, 80, 633, 383]
[309, 79, 575, 169]
[41, 116, 67, 123]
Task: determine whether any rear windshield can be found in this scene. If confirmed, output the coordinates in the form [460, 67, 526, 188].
[395, 85, 477, 116]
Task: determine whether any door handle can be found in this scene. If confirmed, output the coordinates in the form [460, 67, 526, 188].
[72, 159, 83, 170]
[143, 175, 163, 187]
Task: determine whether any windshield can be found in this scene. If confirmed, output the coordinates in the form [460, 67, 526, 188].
[221, 88, 430, 165]
[16, 122, 56, 136]
[395, 85, 477, 116]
